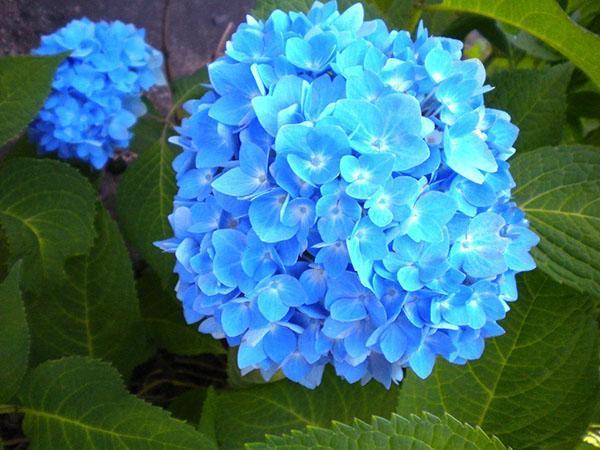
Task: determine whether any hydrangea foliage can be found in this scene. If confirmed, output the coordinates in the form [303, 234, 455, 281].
[157, 1, 539, 388]
[29, 18, 165, 169]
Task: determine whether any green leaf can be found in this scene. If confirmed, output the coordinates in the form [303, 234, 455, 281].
[0, 158, 96, 291]
[168, 388, 207, 424]
[18, 356, 218, 450]
[24, 206, 150, 376]
[215, 368, 399, 450]
[498, 23, 562, 61]
[486, 64, 573, 152]
[0, 262, 29, 403]
[199, 387, 219, 441]
[0, 54, 66, 146]
[171, 68, 209, 106]
[397, 271, 598, 449]
[138, 270, 226, 356]
[511, 145, 600, 294]
[368, 0, 420, 30]
[129, 102, 164, 155]
[253, 0, 312, 19]
[117, 132, 176, 287]
[117, 70, 210, 289]
[248, 413, 507, 449]
[427, 0, 600, 86]
[568, 91, 600, 119]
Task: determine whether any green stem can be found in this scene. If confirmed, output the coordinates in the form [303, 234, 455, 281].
[0, 404, 22, 415]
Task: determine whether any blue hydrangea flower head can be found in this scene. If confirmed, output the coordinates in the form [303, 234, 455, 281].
[157, 1, 538, 389]
[28, 18, 166, 169]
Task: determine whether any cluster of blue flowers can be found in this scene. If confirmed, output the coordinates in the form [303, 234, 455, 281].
[157, 1, 538, 388]
[29, 18, 165, 169]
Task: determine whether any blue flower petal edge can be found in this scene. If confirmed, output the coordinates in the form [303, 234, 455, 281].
[156, 1, 539, 389]
[29, 18, 166, 169]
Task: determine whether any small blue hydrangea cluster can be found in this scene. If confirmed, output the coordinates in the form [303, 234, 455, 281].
[29, 18, 165, 169]
[157, 1, 539, 388]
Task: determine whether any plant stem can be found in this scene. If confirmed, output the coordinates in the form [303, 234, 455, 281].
[161, 0, 174, 87]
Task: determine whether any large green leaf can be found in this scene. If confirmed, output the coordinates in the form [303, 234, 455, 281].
[138, 270, 225, 356]
[0, 54, 66, 146]
[214, 369, 399, 450]
[0, 263, 29, 403]
[486, 64, 573, 152]
[511, 145, 600, 294]
[116, 71, 208, 288]
[18, 356, 218, 449]
[427, 0, 600, 86]
[0, 158, 96, 291]
[248, 413, 507, 449]
[117, 131, 177, 288]
[25, 206, 150, 376]
[397, 271, 598, 449]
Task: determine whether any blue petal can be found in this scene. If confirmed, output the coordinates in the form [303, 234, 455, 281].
[330, 299, 367, 322]
[221, 301, 250, 337]
[212, 228, 247, 287]
[380, 324, 407, 363]
[257, 289, 289, 322]
[249, 189, 298, 243]
[212, 167, 263, 197]
[263, 326, 297, 363]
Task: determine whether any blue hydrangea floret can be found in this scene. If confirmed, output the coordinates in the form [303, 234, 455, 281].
[157, 1, 539, 389]
[29, 18, 165, 169]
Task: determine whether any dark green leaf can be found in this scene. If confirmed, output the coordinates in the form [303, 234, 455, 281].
[368, 0, 417, 30]
[172, 68, 209, 106]
[0, 158, 96, 291]
[168, 388, 207, 424]
[129, 103, 164, 155]
[117, 127, 177, 288]
[248, 413, 507, 449]
[25, 206, 150, 376]
[0, 54, 66, 146]
[199, 387, 219, 441]
[253, 0, 312, 19]
[215, 368, 399, 449]
[427, 0, 600, 86]
[18, 356, 218, 449]
[138, 270, 226, 355]
[486, 64, 573, 152]
[397, 271, 598, 449]
[511, 145, 600, 294]
[568, 91, 600, 119]
[0, 262, 28, 403]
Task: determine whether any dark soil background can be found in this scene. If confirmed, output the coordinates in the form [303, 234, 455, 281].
[0, 0, 255, 78]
